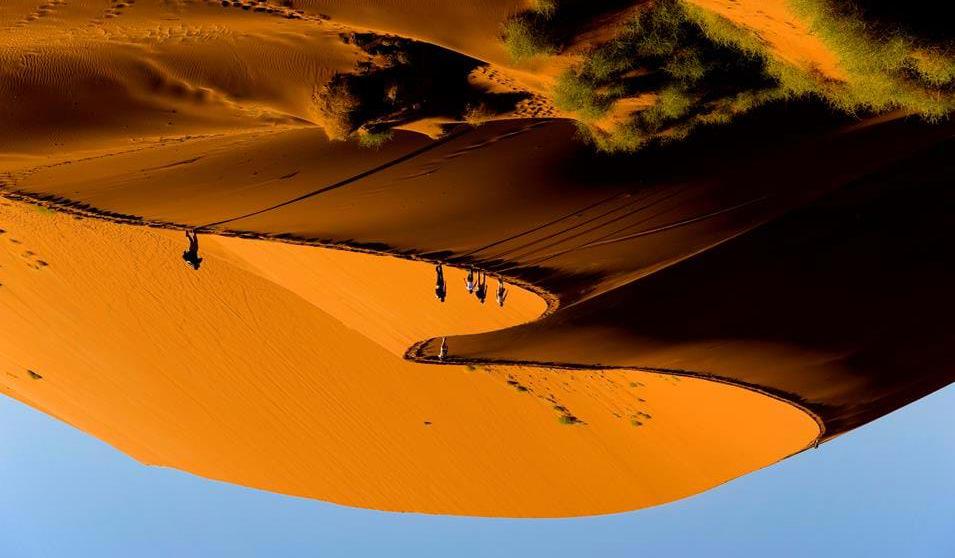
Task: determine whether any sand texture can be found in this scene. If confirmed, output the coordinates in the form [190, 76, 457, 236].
[0, 0, 952, 517]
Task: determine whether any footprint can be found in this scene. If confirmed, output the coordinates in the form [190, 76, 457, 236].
[17, 0, 67, 26]
[93, 0, 135, 23]
[10, 243, 50, 270]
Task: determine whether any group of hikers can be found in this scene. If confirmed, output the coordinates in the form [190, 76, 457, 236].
[434, 264, 507, 307]
[182, 232, 509, 310]
[183, 232, 501, 364]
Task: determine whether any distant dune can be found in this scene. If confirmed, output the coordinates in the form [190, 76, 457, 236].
[0, 0, 952, 517]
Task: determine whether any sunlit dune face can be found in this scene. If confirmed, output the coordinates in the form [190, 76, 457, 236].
[0, 201, 818, 517]
[685, 0, 846, 80]
[207, 236, 549, 356]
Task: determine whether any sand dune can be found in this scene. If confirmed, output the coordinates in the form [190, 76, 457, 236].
[0, 0, 952, 518]
[686, 0, 845, 80]
[0, 199, 817, 517]
[0, 1, 361, 156]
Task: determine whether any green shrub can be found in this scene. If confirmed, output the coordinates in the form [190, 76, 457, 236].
[664, 48, 707, 83]
[502, 17, 555, 62]
[531, 0, 557, 18]
[553, 70, 612, 121]
[357, 129, 393, 149]
[542, 0, 954, 152]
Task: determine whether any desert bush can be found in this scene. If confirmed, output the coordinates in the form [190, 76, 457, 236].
[563, 0, 954, 152]
[314, 78, 359, 140]
[531, 0, 557, 19]
[356, 128, 393, 149]
[463, 103, 496, 127]
[502, 16, 556, 62]
[553, 71, 613, 121]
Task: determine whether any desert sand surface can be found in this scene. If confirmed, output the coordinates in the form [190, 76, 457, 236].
[0, 199, 818, 517]
[685, 0, 845, 79]
[433, 138, 955, 436]
[0, 0, 952, 517]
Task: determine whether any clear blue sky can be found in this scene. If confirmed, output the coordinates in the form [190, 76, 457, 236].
[1, 385, 953, 558]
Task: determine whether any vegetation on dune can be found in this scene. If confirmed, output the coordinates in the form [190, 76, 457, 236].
[502, 0, 634, 63]
[786, 0, 955, 118]
[314, 77, 360, 140]
[553, 71, 614, 121]
[356, 128, 393, 149]
[502, 16, 557, 62]
[509, 0, 954, 152]
[687, 0, 954, 118]
[553, 0, 784, 151]
[317, 33, 527, 142]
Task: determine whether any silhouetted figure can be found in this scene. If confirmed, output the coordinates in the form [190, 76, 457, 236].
[182, 230, 202, 270]
[496, 276, 508, 307]
[465, 267, 476, 294]
[438, 337, 448, 360]
[475, 272, 488, 304]
[435, 263, 447, 302]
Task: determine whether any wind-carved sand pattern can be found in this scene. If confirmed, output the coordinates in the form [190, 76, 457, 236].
[0, 0, 952, 518]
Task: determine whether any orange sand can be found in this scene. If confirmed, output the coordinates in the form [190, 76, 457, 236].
[686, 0, 846, 80]
[4, 0, 924, 518]
[0, 199, 818, 517]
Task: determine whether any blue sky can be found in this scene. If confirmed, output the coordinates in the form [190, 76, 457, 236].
[1, 385, 953, 558]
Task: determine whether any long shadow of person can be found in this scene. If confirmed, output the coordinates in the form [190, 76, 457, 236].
[435, 263, 447, 302]
[182, 230, 203, 270]
[475, 271, 488, 304]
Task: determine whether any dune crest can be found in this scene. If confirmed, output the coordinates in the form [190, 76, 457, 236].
[0, 199, 818, 517]
[1, 0, 952, 518]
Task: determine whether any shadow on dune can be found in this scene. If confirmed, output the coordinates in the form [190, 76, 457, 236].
[435, 137, 955, 437]
[5, 99, 954, 442]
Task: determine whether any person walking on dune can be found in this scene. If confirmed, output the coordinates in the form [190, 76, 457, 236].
[465, 267, 476, 294]
[435, 263, 447, 302]
[475, 272, 488, 304]
[496, 276, 508, 308]
[182, 229, 203, 270]
[438, 337, 448, 360]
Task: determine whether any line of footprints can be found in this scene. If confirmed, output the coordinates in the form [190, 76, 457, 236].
[0, 229, 49, 288]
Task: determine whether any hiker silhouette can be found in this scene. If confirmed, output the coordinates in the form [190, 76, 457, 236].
[182, 230, 203, 270]
[435, 263, 447, 302]
[496, 277, 508, 307]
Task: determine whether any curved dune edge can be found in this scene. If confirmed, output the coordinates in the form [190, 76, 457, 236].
[0, 196, 820, 517]
[0, 182, 827, 441]
[0, 0, 946, 517]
